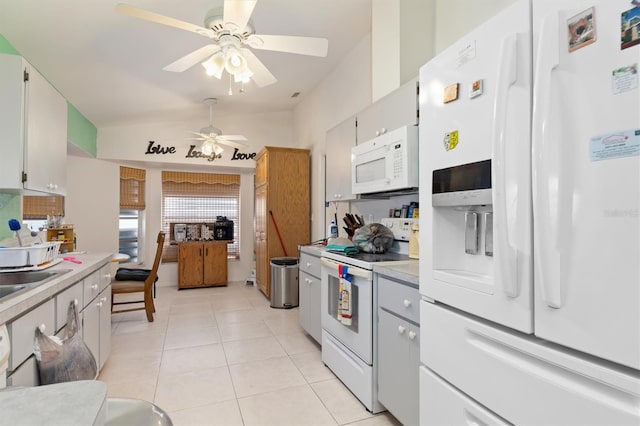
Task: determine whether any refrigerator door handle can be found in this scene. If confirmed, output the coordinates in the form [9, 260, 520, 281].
[491, 33, 519, 298]
[532, 12, 562, 308]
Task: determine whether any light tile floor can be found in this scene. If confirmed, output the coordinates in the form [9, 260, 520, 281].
[101, 281, 401, 426]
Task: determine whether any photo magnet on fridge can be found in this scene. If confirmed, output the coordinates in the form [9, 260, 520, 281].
[621, 6, 640, 50]
[567, 7, 596, 52]
[443, 83, 460, 103]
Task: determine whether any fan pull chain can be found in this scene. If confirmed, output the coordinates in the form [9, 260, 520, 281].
[228, 74, 233, 96]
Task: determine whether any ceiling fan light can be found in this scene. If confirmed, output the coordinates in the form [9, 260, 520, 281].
[234, 67, 253, 83]
[202, 52, 225, 79]
[212, 143, 225, 155]
[201, 140, 215, 156]
[224, 47, 248, 76]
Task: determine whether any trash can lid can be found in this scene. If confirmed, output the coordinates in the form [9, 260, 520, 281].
[270, 257, 299, 266]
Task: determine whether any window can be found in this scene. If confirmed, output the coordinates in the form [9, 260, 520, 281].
[120, 166, 146, 263]
[22, 195, 65, 231]
[161, 171, 240, 262]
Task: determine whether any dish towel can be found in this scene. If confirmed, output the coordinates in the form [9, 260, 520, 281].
[337, 265, 353, 326]
[325, 244, 359, 255]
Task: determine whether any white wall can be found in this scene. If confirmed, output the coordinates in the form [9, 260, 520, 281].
[65, 155, 119, 255]
[434, 0, 517, 54]
[293, 34, 373, 241]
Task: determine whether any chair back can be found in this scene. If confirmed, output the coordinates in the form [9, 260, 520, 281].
[145, 232, 165, 290]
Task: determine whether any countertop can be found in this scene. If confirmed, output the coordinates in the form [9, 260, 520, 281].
[0, 252, 112, 325]
[374, 260, 419, 286]
[299, 244, 326, 257]
[0, 380, 107, 425]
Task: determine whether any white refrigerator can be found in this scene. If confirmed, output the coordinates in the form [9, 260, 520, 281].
[418, 0, 640, 424]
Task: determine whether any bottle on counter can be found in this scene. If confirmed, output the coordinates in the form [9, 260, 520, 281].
[328, 220, 338, 239]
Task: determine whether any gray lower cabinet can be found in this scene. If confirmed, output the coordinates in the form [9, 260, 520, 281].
[6, 262, 111, 387]
[299, 249, 322, 344]
[377, 275, 420, 426]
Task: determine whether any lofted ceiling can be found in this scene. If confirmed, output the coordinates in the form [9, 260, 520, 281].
[0, 0, 372, 127]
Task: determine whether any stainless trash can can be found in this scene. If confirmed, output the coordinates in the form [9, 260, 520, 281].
[270, 257, 299, 309]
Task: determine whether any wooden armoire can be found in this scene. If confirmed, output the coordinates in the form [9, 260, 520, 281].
[254, 146, 310, 298]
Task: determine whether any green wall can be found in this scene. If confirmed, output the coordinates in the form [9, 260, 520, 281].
[67, 102, 98, 156]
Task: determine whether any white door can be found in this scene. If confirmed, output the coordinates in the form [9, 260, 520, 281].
[532, 0, 640, 369]
[418, 0, 534, 332]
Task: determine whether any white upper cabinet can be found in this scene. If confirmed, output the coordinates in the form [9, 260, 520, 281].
[0, 54, 67, 195]
[325, 115, 358, 202]
[356, 78, 418, 144]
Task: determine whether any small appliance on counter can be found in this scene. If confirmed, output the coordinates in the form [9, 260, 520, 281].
[173, 224, 186, 242]
[214, 216, 234, 240]
[409, 223, 419, 259]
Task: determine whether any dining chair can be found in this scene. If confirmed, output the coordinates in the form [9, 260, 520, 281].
[111, 232, 165, 322]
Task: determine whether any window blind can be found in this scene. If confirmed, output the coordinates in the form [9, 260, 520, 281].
[23, 195, 65, 219]
[120, 166, 146, 210]
[161, 171, 240, 262]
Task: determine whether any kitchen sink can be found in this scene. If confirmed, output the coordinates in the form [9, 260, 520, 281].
[0, 269, 71, 301]
[0, 284, 26, 300]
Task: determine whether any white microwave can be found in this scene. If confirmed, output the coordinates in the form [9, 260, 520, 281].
[351, 125, 419, 195]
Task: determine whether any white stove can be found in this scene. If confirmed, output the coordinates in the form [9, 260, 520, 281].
[320, 218, 417, 413]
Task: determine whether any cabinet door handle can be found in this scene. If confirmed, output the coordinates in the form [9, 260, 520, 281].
[398, 325, 406, 334]
[96, 301, 103, 308]
[38, 323, 46, 333]
[408, 331, 417, 340]
[91, 284, 98, 291]
[403, 299, 412, 308]
[103, 273, 111, 280]
[306, 262, 312, 268]
[380, 127, 387, 135]
[100, 296, 107, 303]
[73, 299, 78, 306]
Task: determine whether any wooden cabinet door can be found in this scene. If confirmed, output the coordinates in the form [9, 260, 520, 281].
[178, 243, 203, 288]
[255, 151, 268, 186]
[203, 242, 227, 286]
[254, 184, 269, 296]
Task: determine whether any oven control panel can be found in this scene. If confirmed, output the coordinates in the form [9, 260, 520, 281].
[379, 218, 419, 241]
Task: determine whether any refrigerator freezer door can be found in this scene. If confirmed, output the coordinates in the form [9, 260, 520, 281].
[532, 0, 640, 369]
[421, 301, 640, 425]
[419, 366, 510, 426]
[419, 0, 533, 333]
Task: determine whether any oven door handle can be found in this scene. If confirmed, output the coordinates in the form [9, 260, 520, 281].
[321, 258, 372, 280]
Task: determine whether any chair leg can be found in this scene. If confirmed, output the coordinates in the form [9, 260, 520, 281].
[144, 289, 154, 322]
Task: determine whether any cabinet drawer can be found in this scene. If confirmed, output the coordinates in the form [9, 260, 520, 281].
[8, 299, 55, 370]
[83, 270, 101, 306]
[378, 276, 419, 323]
[299, 252, 321, 278]
[55, 282, 83, 332]
[7, 355, 39, 387]
[98, 264, 111, 293]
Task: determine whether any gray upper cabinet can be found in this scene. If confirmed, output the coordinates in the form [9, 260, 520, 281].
[0, 54, 67, 195]
[325, 115, 358, 202]
[356, 78, 419, 144]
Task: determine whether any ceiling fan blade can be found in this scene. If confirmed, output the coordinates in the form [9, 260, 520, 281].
[163, 45, 221, 72]
[218, 139, 248, 149]
[246, 34, 328, 57]
[240, 48, 277, 87]
[220, 135, 248, 141]
[115, 3, 214, 38]
[223, 0, 257, 32]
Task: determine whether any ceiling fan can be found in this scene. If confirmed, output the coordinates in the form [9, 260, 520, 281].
[115, 0, 329, 87]
[188, 98, 248, 155]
